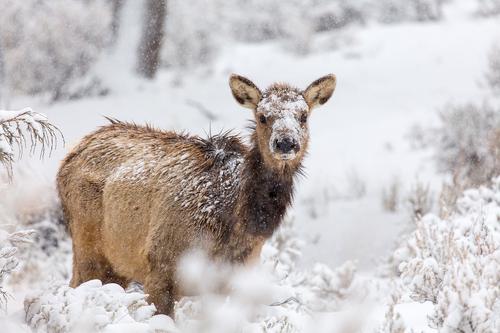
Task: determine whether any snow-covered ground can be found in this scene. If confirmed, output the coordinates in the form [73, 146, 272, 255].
[1, 1, 499, 332]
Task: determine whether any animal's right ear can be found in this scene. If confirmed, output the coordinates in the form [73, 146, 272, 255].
[229, 74, 262, 109]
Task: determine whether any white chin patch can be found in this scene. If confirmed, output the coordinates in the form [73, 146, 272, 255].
[275, 153, 296, 161]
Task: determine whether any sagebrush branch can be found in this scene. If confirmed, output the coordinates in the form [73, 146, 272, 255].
[0, 107, 63, 178]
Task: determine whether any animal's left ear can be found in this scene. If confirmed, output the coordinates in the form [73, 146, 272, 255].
[303, 74, 336, 109]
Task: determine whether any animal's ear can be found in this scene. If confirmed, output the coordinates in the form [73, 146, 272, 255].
[229, 74, 262, 109]
[303, 74, 336, 109]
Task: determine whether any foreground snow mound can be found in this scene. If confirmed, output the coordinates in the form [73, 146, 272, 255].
[170, 218, 367, 333]
[22, 218, 368, 333]
[24, 280, 177, 333]
[395, 178, 500, 332]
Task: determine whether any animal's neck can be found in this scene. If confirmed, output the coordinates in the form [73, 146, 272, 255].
[236, 136, 299, 238]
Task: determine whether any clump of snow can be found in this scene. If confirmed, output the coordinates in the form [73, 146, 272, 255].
[394, 177, 500, 332]
[24, 279, 177, 333]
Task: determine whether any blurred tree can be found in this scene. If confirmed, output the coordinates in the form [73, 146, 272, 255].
[137, 0, 167, 79]
[0, 41, 7, 109]
[0, 42, 4, 107]
[110, 0, 124, 42]
[413, 0, 443, 21]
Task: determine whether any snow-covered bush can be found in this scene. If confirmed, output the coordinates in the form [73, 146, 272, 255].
[0, 229, 35, 309]
[377, 0, 444, 23]
[0, 108, 61, 178]
[163, 0, 316, 66]
[222, 0, 285, 43]
[394, 178, 500, 332]
[163, 0, 369, 67]
[0, 107, 61, 313]
[0, 0, 112, 100]
[163, 0, 222, 68]
[10, 211, 72, 286]
[173, 217, 362, 332]
[476, 0, 500, 16]
[310, 0, 368, 32]
[379, 291, 407, 333]
[25, 280, 177, 333]
[434, 102, 500, 187]
[24, 216, 367, 332]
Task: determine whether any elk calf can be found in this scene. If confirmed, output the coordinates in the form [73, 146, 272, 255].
[57, 74, 336, 315]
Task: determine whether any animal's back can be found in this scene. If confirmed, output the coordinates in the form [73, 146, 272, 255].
[57, 120, 246, 282]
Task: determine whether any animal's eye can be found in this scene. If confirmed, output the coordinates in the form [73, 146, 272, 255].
[259, 114, 267, 124]
[300, 113, 308, 124]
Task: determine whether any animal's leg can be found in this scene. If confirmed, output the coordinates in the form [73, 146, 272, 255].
[70, 245, 106, 287]
[69, 216, 129, 288]
[70, 245, 129, 287]
[144, 272, 178, 316]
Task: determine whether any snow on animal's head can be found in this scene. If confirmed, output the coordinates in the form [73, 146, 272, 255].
[229, 74, 336, 168]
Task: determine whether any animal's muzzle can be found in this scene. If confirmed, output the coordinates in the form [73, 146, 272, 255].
[274, 138, 299, 154]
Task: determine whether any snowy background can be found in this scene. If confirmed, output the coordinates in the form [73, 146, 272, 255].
[0, 0, 499, 332]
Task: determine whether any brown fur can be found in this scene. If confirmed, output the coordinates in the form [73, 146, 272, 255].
[57, 74, 336, 316]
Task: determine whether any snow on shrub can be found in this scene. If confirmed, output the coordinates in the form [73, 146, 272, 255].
[394, 178, 500, 332]
[9, 212, 72, 287]
[434, 102, 500, 187]
[162, 0, 314, 67]
[476, 0, 500, 16]
[376, 0, 443, 23]
[0, 0, 111, 100]
[163, 0, 222, 68]
[0, 108, 61, 178]
[24, 279, 178, 333]
[0, 229, 35, 309]
[163, 0, 369, 67]
[0, 107, 60, 312]
[173, 217, 364, 332]
[23, 217, 367, 332]
[310, 0, 367, 32]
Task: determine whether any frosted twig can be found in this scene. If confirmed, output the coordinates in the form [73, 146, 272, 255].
[0, 107, 63, 179]
[269, 296, 301, 307]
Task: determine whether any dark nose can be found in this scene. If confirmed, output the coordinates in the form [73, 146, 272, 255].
[275, 138, 298, 154]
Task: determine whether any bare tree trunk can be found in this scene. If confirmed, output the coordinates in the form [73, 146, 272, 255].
[137, 0, 166, 79]
[110, 0, 125, 43]
[0, 41, 5, 108]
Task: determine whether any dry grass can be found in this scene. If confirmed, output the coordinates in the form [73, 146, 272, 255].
[382, 178, 400, 212]
[406, 179, 433, 220]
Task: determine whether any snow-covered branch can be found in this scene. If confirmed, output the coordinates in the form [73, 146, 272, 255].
[0, 107, 62, 178]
